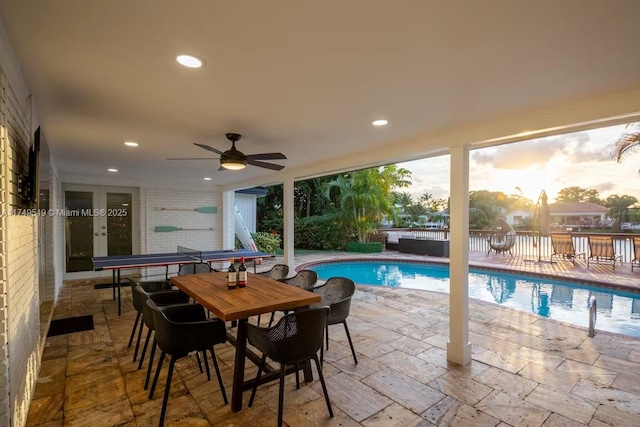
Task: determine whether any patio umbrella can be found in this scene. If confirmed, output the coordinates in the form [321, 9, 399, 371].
[539, 190, 550, 237]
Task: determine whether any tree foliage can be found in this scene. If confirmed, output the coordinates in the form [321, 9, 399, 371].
[605, 194, 638, 225]
[611, 122, 640, 163]
[323, 165, 412, 242]
[468, 190, 517, 229]
[555, 186, 603, 205]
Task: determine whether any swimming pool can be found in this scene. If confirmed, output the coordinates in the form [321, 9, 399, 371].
[308, 260, 640, 337]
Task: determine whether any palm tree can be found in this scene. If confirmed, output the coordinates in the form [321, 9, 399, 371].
[323, 166, 412, 243]
[612, 122, 640, 163]
[605, 194, 638, 226]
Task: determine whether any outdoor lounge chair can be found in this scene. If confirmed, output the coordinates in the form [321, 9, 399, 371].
[587, 235, 623, 270]
[632, 236, 640, 272]
[550, 233, 585, 265]
[486, 218, 517, 257]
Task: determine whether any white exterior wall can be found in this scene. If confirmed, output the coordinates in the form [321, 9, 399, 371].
[506, 209, 531, 226]
[235, 193, 257, 233]
[139, 188, 223, 276]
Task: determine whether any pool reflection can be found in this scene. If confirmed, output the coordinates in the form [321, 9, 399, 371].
[310, 261, 640, 337]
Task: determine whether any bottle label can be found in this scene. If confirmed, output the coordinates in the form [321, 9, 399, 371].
[228, 271, 237, 288]
[238, 271, 247, 287]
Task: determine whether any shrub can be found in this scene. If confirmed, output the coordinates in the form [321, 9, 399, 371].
[295, 213, 348, 250]
[251, 231, 281, 254]
[258, 213, 350, 250]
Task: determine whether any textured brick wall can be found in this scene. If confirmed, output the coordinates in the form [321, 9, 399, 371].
[6, 215, 39, 426]
[0, 94, 40, 426]
[0, 92, 8, 424]
[0, 47, 42, 425]
[140, 188, 224, 276]
[48, 172, 63, 302]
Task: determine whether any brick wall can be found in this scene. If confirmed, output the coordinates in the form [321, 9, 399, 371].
[0, 79, 40, 426]
[41, 170, 63, 302]
[49, 172, 64, 302]
[1, 33, 42, 425]
[140, 188, 224, 276]
[5, 215, 39, 426]
[0, 83, 8, 423]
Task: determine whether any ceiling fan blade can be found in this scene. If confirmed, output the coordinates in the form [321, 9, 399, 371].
[247, 159, 285, 171]
[194, 143, 224, 155]
[167, 157, 219, 160]
[246, 152, 287, 161]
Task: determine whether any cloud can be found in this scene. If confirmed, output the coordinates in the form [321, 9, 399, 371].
[594, 182, 615, 193]
[472, 138, 570, 169]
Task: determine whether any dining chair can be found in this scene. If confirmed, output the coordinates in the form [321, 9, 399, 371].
[246, 307, 333, 427]
[267, 270, 318, 327]
[148, 301, 228, 427]
[177, 262, 213, 275]
[257, 263, 289, 281]
[311, 276, 358, 365]
[136, 288, 201, 391]
[129, 279, 174, 360]
[255, 264, 290, 325]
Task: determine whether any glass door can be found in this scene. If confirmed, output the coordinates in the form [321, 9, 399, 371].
[63, 185, 138, 279]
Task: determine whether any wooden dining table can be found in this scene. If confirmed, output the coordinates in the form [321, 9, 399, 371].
[171, 271, 321, 412]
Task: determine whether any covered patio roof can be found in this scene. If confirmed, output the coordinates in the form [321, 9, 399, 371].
[0, 1, 640, 191]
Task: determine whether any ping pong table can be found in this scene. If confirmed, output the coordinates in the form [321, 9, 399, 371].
[92, 246, 274, 315]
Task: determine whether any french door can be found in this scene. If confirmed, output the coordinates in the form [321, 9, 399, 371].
[63, 184, 139, 279]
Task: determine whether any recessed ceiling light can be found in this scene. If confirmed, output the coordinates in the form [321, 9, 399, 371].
[372, 119, 388, 126]
[176, 54, 205, 68]
[122, 203, 129, 207]
[204, 177, 212, 181]
[108, 168, 118, 172]
[124, 141, 138, 147]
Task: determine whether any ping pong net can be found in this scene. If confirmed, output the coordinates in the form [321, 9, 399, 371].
[177, 245, 203, 262]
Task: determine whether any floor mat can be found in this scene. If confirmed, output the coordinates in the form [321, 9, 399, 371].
[47, 315, 95, 337]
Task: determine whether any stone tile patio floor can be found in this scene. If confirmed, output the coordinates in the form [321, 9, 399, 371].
[27, 250, 640, 426]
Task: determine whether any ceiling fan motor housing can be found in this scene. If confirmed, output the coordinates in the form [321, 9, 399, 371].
[221, 145, 247, 166]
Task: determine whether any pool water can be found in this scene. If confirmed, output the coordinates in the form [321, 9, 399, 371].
[309, 261, 640, 337]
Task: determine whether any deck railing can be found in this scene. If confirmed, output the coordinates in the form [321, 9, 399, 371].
[379, 228, 637, 263]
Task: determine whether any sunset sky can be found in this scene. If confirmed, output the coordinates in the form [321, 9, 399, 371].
[398, 124, 640, 204]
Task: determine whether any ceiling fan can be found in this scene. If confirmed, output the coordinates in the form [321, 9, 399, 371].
[167, 133, 287, 171]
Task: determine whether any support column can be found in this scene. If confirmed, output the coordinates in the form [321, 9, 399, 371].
[447, 145, 472, 366]
[221, 190, 236, 252]
[282, 179, 295, 270]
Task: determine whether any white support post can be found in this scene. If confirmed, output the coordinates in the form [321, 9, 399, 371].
[283, 179, 295, 270]
[221, 190, 236, 258]
[447, 145, 472, 366]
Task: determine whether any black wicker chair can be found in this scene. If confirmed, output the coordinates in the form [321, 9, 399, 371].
[177, 262, 213, 275]
[129, 279, 173, 359]
[311, 277, 358, 365]
[267, 270, 318, 327]
[137, 289, 203, 391]
[148, 301, 228, 427]
[255, 264, 290, 325]
[247, 307, 333, 427]
[257, 264, 289, 281]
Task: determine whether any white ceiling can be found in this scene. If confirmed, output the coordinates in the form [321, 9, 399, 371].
[1, 0, 640, 191]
